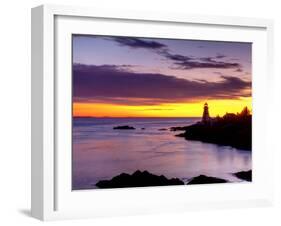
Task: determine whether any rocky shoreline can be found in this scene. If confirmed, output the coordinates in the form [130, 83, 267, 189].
[188, 175, 228, 184]
[171, 109, 252, 151]
[95, 170, 251, 189]
[96, 170, 184, 188]
[233, 170, 252, 181]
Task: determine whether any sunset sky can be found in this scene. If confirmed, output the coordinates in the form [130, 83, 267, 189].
[72, 35, 252, 117]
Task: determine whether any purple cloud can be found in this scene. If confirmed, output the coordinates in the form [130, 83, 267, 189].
[107, 37, 242, 70]
[162, 51, 241, 70]
[109, 37, 167, 49]
[73, 64, 251, 105]
[215, 54, 227, 59]
[235, 68, 243, 72]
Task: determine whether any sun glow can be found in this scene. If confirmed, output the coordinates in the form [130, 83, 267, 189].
[73, 97, 252, 118]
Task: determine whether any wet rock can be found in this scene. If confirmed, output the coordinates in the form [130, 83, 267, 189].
[187, 175, 228, 185]
[113, 125, 135, 130]
[96, 170, 184, 188]
[233, 170, 252, 181]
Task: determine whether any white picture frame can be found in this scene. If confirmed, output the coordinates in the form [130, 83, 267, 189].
[31, 4, 274, 221]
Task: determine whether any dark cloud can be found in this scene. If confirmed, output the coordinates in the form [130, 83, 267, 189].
[161, 51, 193, 62]
[109, 37, 167, 49]
[213, 71, 224, 76]
[215, 54, 227, 59]
[235, 68, 243, 72]
[194, 79, 209, 83]
[163, 51, 241, 70]
[73, 64, 251, 105]
[108, 37, 242, 71]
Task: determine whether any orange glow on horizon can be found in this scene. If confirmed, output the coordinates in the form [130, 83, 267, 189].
[73, 97, 252, 118]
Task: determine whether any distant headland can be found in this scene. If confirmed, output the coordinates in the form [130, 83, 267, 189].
[171, 103, 252, 150]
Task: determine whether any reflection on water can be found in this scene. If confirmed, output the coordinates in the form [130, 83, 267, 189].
[72, 118, 252, 190]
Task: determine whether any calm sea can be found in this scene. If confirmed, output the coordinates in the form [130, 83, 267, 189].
[72, 117, 251, 190]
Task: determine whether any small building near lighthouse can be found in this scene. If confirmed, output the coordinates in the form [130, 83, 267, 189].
[202, 102, 211, 124]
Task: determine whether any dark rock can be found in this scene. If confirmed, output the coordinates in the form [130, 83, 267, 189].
[158, 128, 167, 131]
[187, 175, 228, 185]
[175, 133, 185, 137]
[113, 125, 135, 130]
[172, 113, 252, 150]
[170, 126, 189, 131]
[233, 170, 252, 181]
[141, 128, 145, 130]
[96, 170, 184, 188]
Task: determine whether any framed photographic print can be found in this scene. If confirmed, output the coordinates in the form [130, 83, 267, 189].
[31, 4, 274, 221]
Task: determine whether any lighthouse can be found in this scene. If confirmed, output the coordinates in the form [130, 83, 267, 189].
[202, 102, 211, 124]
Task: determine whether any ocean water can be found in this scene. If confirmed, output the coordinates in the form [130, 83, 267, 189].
[72, 117, 252, 190]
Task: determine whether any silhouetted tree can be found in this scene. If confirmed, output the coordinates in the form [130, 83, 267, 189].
[239, 106, 251, 117]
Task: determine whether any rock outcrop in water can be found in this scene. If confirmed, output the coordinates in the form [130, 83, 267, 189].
[233, 170, 252, 181]
[158, 128, 167, 131]
[187, 175, 228, 184]
[113, 125, 135, 130]
[172, 107, 252, 150]
[96, 170, 184, 188]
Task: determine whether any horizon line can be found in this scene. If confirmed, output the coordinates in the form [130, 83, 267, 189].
[73, 116, 202, 118]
